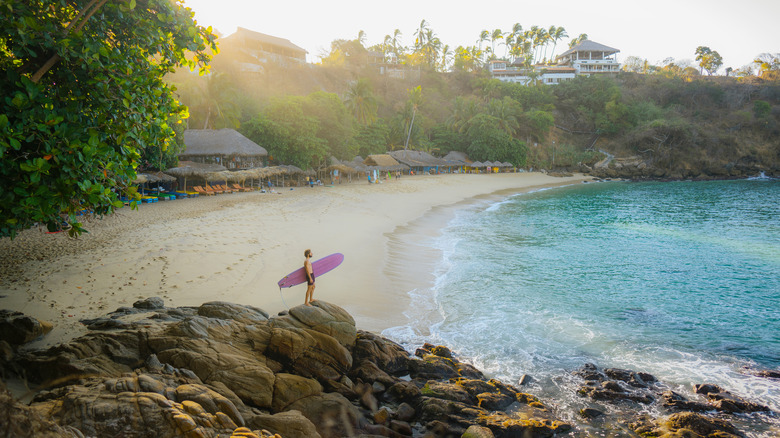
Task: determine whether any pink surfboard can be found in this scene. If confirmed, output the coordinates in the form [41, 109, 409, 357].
[277, 253, 345, 289]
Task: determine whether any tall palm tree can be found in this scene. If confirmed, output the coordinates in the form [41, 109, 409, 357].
[345, 78, 377, 125]
[391, 29, 403, 60]
[357, 30, 367, 47]
[414, 20, 430, 53]
[486, 97, 520, 136]
[403, 86, 423, 151]
[440, 44, 452, 71]
[490, 29, 504, 57]
[478, 30, 490, 51]
[549, 26, 568, 61]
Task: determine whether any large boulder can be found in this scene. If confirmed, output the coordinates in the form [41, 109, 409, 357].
[29, 379, 245, 438]
[244, 410, 321, 438]
[267, 326, 352, 382]
[272, 301, 356, 348]
[155, 346, 275, 408]
[272, 373, 322, 412]
[197, 301, 269, 323]
[0, 310, 53, 345]
[287, 392, 360, 438]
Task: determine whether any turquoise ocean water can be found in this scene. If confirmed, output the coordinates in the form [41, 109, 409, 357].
[383, 179, 780, 434]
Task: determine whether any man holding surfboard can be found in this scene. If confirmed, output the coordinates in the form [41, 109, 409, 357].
[304, 249, 315, 306]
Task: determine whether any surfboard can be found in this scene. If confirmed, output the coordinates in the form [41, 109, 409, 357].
[277, 253, 344, 289]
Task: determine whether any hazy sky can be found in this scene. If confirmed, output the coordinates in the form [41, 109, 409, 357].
[184, 0, 778, 71]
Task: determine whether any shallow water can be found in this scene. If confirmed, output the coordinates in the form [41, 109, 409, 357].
[383, 179, 780, 436]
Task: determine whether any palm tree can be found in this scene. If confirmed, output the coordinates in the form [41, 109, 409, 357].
[345, 78, 377, 125]
[569, 33, 588, 48]
[549, 26, 568, 61]
[486, 97, 520, 136]
[357, 30, 367, 47]
[391, 29, 403, 61]
[478, 30, 490, 51]
[440, 44, 452, 71]
[490, 29, 504, 57]
[446, 96, 480, 133]
[415, 20, 430, 53]
[403, 86, 423, 151]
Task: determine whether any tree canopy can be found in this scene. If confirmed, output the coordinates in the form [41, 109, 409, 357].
[0, 0, 217, 238]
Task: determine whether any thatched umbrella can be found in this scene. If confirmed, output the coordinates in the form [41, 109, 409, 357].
[164, 161, 227, 191]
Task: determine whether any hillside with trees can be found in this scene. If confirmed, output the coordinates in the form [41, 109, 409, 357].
[167, 24, 779, 180]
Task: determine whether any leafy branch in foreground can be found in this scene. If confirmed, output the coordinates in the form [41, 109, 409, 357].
[0, 0, 217, 238]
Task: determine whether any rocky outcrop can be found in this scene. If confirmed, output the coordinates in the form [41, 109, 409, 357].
[583, 154, 779, 181]
[2, 303, 776, 437]
[573, 363, 776, 437]
[1, 301, 572, 438]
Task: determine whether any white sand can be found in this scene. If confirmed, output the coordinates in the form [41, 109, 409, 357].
[0, 173, 590, 348]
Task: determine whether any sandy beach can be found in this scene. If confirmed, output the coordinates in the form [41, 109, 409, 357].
[0, 172, 589, 348]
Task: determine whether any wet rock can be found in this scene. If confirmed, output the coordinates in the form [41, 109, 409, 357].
[604, 368, 657, 388]
[752, 369, 780, 379]
[421, 380, 473, 404]
[663, 412, 742, 438]
[352, 330, 410, 376]
[478, 411, 571, 437]
[518, 374, 534, 386]
[0, 310, 53, 345]
[574, 363, 606, 381]
[694, 384, 770, 413]
[579, 408, 605, 419]
[476, 391, 515, 411]
[661, 391, 713, 412]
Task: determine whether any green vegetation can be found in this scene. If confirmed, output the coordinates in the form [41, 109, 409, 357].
[0, 0, 216, 238]
[2, 11, 778, 238]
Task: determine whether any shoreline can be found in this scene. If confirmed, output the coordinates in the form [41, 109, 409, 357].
[0, 172, 591, 348]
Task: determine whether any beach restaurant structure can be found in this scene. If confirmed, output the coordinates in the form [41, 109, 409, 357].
[389, 150, 451, 174]
[180, 129, 268, 170]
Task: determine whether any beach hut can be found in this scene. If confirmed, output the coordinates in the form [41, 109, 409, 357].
[180, 129, 268, 170]
[469, 161, 483, 173]
[364, 154, 402, 169]
[442, 151, 471, 173]
[389, 150, 449, 174]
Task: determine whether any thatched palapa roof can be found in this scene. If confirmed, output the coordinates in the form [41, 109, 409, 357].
[180, 129, 268, 157]
[442, 151, 471, 166]
[389, 150, 449, 168]
[364, 154, 400, 167]
[163, 161, 228, 178]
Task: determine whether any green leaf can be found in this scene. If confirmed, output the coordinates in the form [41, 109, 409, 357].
[128, 0, 136, 10]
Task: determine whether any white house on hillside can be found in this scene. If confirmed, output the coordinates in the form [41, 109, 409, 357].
[555, 40, 621, 75]
[219, 27, 307, 71]
[487, 39, 620, 85]
[487, 60, 576, 85]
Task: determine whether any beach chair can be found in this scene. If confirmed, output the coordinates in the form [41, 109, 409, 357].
[205, 184, 224, 194]
[217, 184, 236, 193]
[193, 186, 214, 196]
[232, 184, 252, 192]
